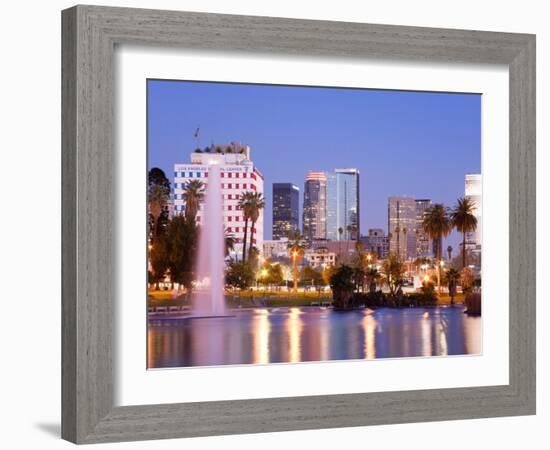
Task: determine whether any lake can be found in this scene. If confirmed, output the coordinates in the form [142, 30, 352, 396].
[147, 306, 481, 368]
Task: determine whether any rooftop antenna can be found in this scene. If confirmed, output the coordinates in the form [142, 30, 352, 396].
[193, 126, 200, 149]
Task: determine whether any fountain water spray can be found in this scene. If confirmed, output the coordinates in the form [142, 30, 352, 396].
[192, 163, 226, 316]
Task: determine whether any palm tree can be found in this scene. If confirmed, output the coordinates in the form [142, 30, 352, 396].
[450, 197, 478, 269]
[247, 192, 266, 260]
[182, 180, 205, 221]
[288, 230, 306, 292]
[238, 191, 255, 262]
[422, 204, 452, 294]
[447, 245, 453, 262]
[445, 268, 460, 305]
[366, 267, 381, 294]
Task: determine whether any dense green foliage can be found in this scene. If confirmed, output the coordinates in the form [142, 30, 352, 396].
[225, 261, 255, 290]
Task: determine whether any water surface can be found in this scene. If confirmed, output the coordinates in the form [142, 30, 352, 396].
[147, 307, 481, 368]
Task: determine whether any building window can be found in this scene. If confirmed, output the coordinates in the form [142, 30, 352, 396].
[228, 183, 232, 189]
[196, 172, 201, 177]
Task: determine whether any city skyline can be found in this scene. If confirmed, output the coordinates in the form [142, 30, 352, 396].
[148, 79, 481, 250]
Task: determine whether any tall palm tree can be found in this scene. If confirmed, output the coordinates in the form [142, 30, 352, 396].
[182, 180, 205, 221]
[288, 230, 306, 292]
[422, 204, 452, 294]
[445, 268, 461, 305]
[450, 197, 478, 269]
[247, 192, 266, 260]
[447, 245, 453, 262]
[238, 191, 255, 262]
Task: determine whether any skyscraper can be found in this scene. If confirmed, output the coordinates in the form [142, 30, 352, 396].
[465, 173, 482, 249]
[173, 143, 264, 259]
[326, 168, 360, 240]
[303, 171, 327, 242]
[388, 196, 417, 260]
[272, 183, 300, 240]
[415, 199, 433, 257]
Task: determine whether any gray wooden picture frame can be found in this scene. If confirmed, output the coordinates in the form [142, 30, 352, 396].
[62, 4, 536, 444]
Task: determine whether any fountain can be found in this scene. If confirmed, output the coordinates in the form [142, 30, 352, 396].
[192, 163, 228, 317]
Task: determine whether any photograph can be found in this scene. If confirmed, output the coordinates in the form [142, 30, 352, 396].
[146, 79, 482, 369]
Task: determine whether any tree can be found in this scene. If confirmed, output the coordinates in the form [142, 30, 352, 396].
[288, 230, 306, 292]
[247, 192, 265, 260]
[299, 265, 323, 287]
[148, 168, 171, 240]
[422, 204, 452, 294]
[267, 263, 284, 289]
[381, 252, 405, 298]
[460, 267, 475, 293]
[238, 191, 255, 262]
[445, 268, 460, 305]
[182, 179, 205, 221]
[149, 235, 169, 289]
[366, 267, 381, 294]
[329, 265, 355, 309]
[165, 215, 198, 293]
[248, 246, 261, 271]
[225, 261, 255, 290]
[450, 197, 478, 269]
[321, 265, 335, 287]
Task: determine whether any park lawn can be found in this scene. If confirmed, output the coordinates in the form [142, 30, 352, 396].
[436, 293, 466, 304]
[148, 290, 189, 307]
[148, 289, 465, 308]
[147, 289, 331, 308]
[227, 290, 333, 308]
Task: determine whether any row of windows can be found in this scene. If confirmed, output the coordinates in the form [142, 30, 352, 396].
[226, 227, 258, 234]
[173, 183, 256, 191]
[174, 171, 256, 179]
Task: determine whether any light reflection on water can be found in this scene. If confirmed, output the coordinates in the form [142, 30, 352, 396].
[147, 307, 481, 369]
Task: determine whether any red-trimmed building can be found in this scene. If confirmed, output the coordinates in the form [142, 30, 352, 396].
[173, 143, 264, 259]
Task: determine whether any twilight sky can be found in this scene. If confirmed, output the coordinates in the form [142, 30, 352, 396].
[147, 79, 481, 251]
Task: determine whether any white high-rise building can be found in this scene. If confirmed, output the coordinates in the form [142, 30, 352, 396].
[173, 143, 264, 259]
[465, 173, 482, 250]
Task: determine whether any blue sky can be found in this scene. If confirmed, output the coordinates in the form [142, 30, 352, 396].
[147, 79, 481, 250]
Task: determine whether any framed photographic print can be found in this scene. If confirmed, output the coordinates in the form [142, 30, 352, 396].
[62, 5, 536, 444]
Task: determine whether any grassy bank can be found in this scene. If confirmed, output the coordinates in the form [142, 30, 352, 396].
[148, 289, 464, 308]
